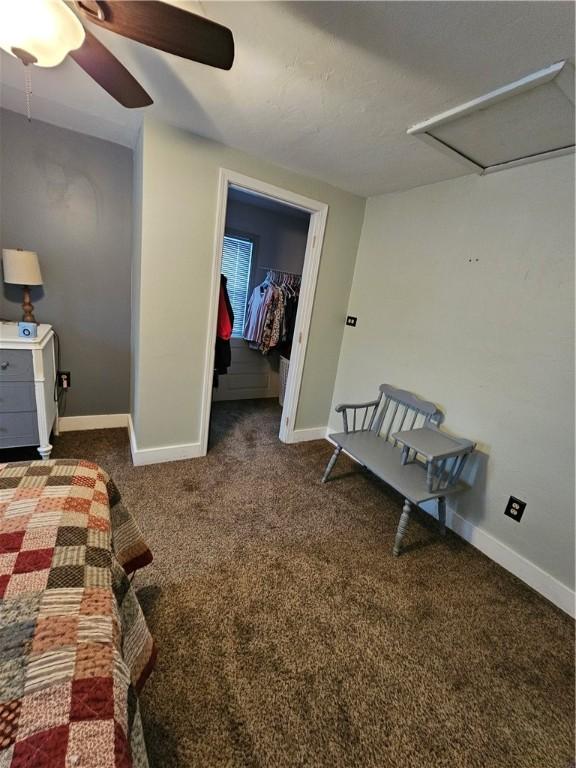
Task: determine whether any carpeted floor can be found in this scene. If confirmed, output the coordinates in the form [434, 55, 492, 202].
[4, 400, 574, 767]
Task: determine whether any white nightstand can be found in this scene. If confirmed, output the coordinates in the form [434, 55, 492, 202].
[0, 322, 58, 459]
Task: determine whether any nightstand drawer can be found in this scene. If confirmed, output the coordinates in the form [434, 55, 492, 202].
[0, 382, 37, 413]
[0, 411, 39, 447]
[0, 350, 34, 382]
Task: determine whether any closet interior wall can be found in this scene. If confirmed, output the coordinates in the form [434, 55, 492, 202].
[213, 188, 310, 402]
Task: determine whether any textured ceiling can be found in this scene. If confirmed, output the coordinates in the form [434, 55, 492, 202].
[0, 1, 573, 196]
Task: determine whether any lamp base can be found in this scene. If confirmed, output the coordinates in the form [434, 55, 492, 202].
[22, 285, 37, 324]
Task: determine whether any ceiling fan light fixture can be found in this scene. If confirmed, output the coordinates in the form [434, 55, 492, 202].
[0, 0, 85, 68]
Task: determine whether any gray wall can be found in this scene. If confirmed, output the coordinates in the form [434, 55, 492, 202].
[0, 109, 132, 416]
[225, 194, 310, 296]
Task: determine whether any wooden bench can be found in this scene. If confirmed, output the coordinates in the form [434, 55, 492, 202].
[322, 384, 475, 556]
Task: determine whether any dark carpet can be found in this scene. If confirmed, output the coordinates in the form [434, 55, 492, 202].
[5, 400, 574, 767]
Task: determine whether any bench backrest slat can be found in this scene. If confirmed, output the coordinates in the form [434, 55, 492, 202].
[372, 396, 390, 435]
[393, 405, 412, 447]
[372, 384, 444, 444]
[384, 400, 400, 441]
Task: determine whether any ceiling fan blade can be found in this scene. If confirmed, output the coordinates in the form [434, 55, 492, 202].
[75, 1, 235, 71]
[69, 29, 153, 108]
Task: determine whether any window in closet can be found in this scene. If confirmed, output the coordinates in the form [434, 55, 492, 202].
[221, 234, 254, 338]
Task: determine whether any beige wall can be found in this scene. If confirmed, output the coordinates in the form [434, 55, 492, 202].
[130, 128, 143, 421]
[330, 154, 574, 589]
[131, 118, 365, 448]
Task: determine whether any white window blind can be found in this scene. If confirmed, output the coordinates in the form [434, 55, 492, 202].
[221, 234, 253, 338]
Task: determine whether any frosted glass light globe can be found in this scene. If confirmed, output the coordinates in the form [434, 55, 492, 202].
[0, 0, 85, 67]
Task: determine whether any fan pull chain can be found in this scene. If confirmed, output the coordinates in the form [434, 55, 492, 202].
[24, 65, 33, 122]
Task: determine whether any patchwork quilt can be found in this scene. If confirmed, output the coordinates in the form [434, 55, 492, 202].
[0, 460, 155, 768]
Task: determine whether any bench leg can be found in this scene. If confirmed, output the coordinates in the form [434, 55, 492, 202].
[438, 496, 446, 536]
[322, 446, 342, 483]
[393, 499, 411, 557]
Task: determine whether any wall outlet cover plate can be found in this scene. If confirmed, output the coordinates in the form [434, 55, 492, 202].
[504, 496, 526, 522]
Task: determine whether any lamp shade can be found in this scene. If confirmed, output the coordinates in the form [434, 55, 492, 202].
[0, 0, 85, 68]
[2, 249, 43, 286]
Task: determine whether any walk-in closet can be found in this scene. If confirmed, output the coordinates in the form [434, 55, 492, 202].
[210, 186, 311, 446]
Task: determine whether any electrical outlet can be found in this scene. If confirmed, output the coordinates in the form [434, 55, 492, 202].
[504, 496, 526, 522]
[57, 371, 71, 390]
[346, 316, 357, 327]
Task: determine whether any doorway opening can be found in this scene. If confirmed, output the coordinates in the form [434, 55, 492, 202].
[200, 170, 328, 455]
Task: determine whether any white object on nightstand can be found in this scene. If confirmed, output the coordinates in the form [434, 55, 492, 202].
[0, 322, 58, 459]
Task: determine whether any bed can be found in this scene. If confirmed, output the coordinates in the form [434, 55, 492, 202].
[0, 459, 155, 768]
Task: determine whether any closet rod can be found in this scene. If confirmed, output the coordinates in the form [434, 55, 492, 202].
[257, 266, 301, 276]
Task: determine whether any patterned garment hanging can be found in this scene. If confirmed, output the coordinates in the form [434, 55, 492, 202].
[243, 270, 301, 354]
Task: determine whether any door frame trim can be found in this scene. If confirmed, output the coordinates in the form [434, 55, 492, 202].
[199, 169, 328, 454]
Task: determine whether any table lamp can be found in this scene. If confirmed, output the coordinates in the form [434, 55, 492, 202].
[2, 249, 43, 323]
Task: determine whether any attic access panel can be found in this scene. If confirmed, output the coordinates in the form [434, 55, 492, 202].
[408, 61, 575, 175]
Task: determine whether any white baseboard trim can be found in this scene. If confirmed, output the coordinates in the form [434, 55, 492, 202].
[58, 413, 129, 432]
[127, 414, 203, 466]
[285, 426, 329, 444]
[446, 508, 575, 617]
[323, 435, 574, 617]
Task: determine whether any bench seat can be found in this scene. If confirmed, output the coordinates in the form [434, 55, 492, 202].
[323, 384, 476, 556]
[329, 431, 468, 504]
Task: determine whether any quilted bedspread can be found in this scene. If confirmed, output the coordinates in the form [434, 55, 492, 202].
[0, 460, 156, 768]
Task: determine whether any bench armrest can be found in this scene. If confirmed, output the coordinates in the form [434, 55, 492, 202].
[335, 399, 381, 413]
[335, 398, 382, 433]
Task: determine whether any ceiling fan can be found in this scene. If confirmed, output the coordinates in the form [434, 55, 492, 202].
[0, 0, 235, 109]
